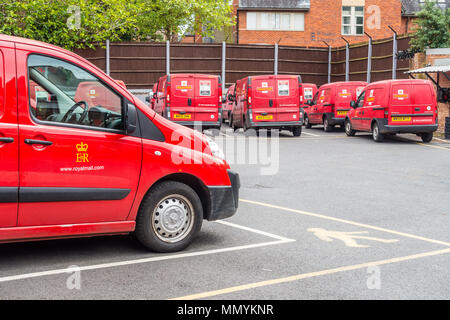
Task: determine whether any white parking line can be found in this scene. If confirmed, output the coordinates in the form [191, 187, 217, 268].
[0, 222, 295, 283]
[302, 131, 321, 137]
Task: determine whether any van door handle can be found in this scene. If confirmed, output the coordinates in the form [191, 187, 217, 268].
[188, 98, 192, 106]
[269, 99, 273, 107]
[415, 107, 420, 111]
[24, 139, 53, 146]
[0, 137, 14, 143]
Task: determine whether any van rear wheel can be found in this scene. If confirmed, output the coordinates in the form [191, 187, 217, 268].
[372, 122, 384, 142]
[292, 126, 302, 137]
[345, 120, 356, 136]
[304, 115, 312, 128]
[323, 117, 333, 132]
[135, 181, 203, 253]
[421, 132, 433, 143]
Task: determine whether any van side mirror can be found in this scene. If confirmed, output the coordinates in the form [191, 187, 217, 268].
[126, 103, 137, 134]
[228, 94, 234, 102]
[350, 100, 356, 108]
[306, 99, 313, 106]
[145, 96, 150, 102]
[153, 93, 157, 99]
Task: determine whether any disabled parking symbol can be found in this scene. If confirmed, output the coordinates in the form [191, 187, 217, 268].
[308, 228, 399, 248]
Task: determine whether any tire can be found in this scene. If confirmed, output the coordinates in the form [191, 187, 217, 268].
[135, 181, 203, 253]
[372, 122, 384, 142]
[304, 115, 312, 128]
[292, 126, 302, 137]
[421, 132, 433, 143]
[230, 115, 237, 132]
[323, 116, 333, 132]
[345, 119, 356, 136]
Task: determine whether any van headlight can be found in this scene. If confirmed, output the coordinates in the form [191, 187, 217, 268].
[205, 136, 225, 160]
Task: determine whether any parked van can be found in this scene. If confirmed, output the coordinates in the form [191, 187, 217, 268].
[304, 81, 367, 131]
[153, 74, 222, 131]
[222, 84, 235, 123]
[345, 79, 438, 142]
[0, 35, 239, 252]
[231, 75, 303, 136]
[299, 83, 317, 109]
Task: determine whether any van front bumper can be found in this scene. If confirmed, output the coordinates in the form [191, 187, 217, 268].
[206, 170, 240, 221]
[377, 118, 438, 134]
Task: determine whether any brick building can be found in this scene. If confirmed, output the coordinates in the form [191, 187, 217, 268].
[232, 0, 449, 47]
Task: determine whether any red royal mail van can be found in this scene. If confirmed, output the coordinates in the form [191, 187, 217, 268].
[153, 74, 222, 131]
[345, 79, 438, 142]
[304, 81, 367, 131]
[231, 75, 303, 136]
[222, 84, 235, 123]
[0, 35, 239, 252]
[299, 83, 317, 109]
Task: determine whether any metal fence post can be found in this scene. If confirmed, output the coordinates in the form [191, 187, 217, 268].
[341, 37, 350, 82]
[222, 42, 226, 93]
[166, 40, 170, 76]
[323, 41, 331, 83]
[389, 26, 398, 80]
[106, 39, 110, 76]
[365, 32, 373, 83]
[274, 43, 278, 75]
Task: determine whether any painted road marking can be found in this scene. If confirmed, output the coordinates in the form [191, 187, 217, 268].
[171, 247, 450, 300]
[240, 199, 450, 247]
[416, 142, 450, 151]
[0, 222, 295, 283]
[308, 228, 399, 248]
[302, 132, 320, 137]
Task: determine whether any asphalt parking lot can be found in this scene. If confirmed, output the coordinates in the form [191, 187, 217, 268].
[1, 124, 449, 300]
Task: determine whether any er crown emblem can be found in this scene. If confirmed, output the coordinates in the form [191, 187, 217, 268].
[76, 142, 88, 152]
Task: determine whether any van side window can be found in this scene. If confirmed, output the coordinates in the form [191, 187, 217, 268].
[312, 92, 319, 105]
[27, 55, 124, 131]
[357, 91, 366, 107]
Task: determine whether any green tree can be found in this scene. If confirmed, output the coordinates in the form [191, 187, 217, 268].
[410, 0, 450, 52]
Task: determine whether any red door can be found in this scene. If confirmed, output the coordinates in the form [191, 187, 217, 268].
[251, 77, 276, 123]
[0, 41, 18, 227]
[171, 76, 195, 123]
[16, 47, 142, 226]
[194, 76, 219, 123]
[276, 77, 300, 122]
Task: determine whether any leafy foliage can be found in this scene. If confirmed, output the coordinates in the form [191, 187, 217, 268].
[410, 0, 450, 52]
[0, 0, 234, 49]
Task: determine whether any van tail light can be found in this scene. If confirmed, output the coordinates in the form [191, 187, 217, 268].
[166, 84, 171, 103]
[219, 84, 223, 105]
[248, 95, 252, 105]
[384, 110, 389, 117]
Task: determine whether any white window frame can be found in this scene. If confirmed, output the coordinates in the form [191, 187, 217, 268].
[342, 6, 364, 36]
[246, 12, 304, 31]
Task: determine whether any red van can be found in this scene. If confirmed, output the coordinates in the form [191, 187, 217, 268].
[299, 83, 317, 109]
[231, 75, 303, 136]
[345, 79, 438, 142]
[222, 84, 235, 123]
[304, 81, 367, 131]
[0, 35, 239, 252]
[153, 74, 222, 131]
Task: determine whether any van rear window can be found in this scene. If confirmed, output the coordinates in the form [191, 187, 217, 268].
[199, 80, 211, 96]
[304, 87, 314, 100]
[278, 80, 290, 96]
[413, 84, 433, 104]
[392, 85, 411, 105]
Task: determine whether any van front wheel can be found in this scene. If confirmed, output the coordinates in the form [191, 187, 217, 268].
[421, 132, 433, 143]
[135, 181, 203, 253]
[345, 120, 356, 136]
[323, 117, 333, 132]
[304, 115, 312, 128]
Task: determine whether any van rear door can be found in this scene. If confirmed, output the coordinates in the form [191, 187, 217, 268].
[276, 77, 300, 122]
[335, 84, 364, 118]
[411, 83, 436, 125]
[171, 76, 195, 122]
[194, 76, 219, 123]
[389, 83, 413, 125]
[251, 77, 276, 122]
